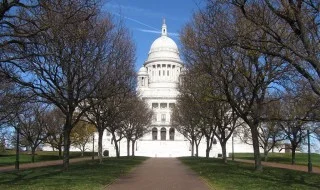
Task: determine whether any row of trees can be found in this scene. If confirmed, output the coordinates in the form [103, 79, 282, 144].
[0, 0, 152, 170]
[173, 0, 320, 171]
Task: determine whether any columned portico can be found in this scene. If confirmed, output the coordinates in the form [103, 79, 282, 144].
[136, 19, 188, 157]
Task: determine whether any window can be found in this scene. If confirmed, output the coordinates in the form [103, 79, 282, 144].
[152, 128, 158, 140]
[153, 65, 156, 68]
[169, 128, 175, 140]
[159, 70, 161, 76]
[169, 103, 175, 108]
[161, 114, 166, 122]
[141, 77, 144, 86]
[163, 70, 165, 76]
[160, 103, 167, 109]
[161, 127, 166, 140]
[167, 70, 169, 76]
[152, 114, 157, 121]
[152, 103, 159, 109]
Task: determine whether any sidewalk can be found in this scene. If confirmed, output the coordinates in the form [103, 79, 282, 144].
[0, 157, 93, 172]
[232, 158, 320, 174]
[106, 158, 210, 190]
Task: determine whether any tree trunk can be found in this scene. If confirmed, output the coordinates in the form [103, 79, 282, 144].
[58, 146, 62, 159]
[127, 138, 130, 157]
[195, 143, 199, 157]
[191, 139, 194, 157]
[291, 145, 296, 165]
[31, 147, 36, 163]
[112, 132, 120, 158]
[221, 141, 227, 163]
[131, 140, 135, 156]
[206, 137, 210, 158]
[98, 130, 103, 163]
[264, 148, 268, 162]
[251, 126, 262, 171]
[81, 146, 84, 157]
[63, 127, 72, 170]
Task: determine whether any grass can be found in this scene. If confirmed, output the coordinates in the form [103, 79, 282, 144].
[233, 152, 320, 167]
[180, 157, 320, 190]
[0, 151, 96, 167]
[0, 156, 148, 190]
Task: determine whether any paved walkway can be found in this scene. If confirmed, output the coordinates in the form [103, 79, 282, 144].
[106, 158, 210, 190]
[232, 158, 320, 174]
[0, 157, 93, 172]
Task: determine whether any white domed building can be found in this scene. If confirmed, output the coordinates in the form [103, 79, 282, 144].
[42, 20, 283, 157]
[135, 20, 191, 157]
[97, 20, 256, 157]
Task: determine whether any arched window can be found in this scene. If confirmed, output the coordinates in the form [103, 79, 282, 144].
[161, 127, 166, 140]
[152, 128, 158, 140]
[169, 128, 175, 140]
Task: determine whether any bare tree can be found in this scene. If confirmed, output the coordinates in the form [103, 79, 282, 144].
[180, 4, 289, 171]
[17, 103, 51, 162]
[212, 103, 241, 163]
[228, 0, 320, 96]
[0, 0, 43, 67]
[3, 1, 135, 170]
[45, 108, 64, 158]
[85, 26, 135, 162]
[277, 93, 310, 164]
[171, 94, 203, 157]
[121, 96, 153, 157]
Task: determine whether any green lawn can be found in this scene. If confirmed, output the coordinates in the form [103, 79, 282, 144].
[180, 157, 320, 190]
[0, 156, 147, 190]
[0, 151, 96, 167]
[233, 152, 320, 167]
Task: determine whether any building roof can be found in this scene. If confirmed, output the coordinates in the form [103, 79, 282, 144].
[145, 20, 181, 64]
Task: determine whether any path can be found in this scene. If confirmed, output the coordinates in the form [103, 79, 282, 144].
[0, 157, 93, 172]
[232, 158, 320, 174]
[106, 158, 210, 190]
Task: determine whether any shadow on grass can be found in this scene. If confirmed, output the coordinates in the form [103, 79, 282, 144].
[0, 157, 148, 190]
[179, 157, 320, 190]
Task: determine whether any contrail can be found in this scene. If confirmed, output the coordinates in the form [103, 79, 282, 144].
[137, 29, 179, 37]
[112, 12, 158, 31]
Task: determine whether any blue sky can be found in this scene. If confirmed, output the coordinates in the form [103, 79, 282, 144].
[102, 0, 203, 70]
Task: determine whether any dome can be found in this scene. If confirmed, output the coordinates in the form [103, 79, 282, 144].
[138, 66, 148, 75]
[145, 20, 182, 64]
[149, 36, 178, 53]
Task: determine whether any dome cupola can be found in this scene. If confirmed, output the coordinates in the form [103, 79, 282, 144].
[138, 66, 148, 75]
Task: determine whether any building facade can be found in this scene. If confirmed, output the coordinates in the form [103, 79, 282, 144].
[50, 21, 256, 157]
[99, 20, 254, 157]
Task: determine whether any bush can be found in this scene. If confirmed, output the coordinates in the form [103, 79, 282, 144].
[103, 150, 109, 157]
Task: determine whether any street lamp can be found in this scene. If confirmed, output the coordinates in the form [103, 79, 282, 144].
[15, 125, 20, 170]
[232, 133, 234, 161]
[92, 133, 94, 160]
[307, 129, 312, 173]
